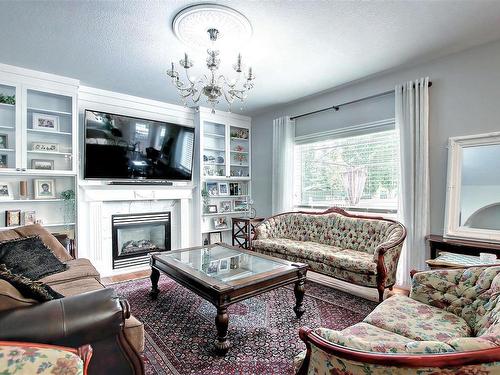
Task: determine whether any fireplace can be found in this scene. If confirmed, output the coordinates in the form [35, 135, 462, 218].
[112, 212, 171, 269]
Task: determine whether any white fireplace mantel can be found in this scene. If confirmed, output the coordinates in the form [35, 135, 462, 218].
[77, 183, 196, 276]
[80, 183, 195, 202]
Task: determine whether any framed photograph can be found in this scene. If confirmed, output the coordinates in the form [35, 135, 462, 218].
[234, 200, 248, 212]
[213, 216, 228, 229]
[207, 260, 219, 274]
[31, 142, 59, 152]
[5, 210, 21, 227]
[230, 256, 240, 269]
[206, 182, 218, 196]
[219, 258, 229, 272]
[207, 204, 218, 213]
[218, 182, 229, 196]
[0, 134, 7, 149]
[34, 179, 56, 199]
[229, 182, 240, 196]
[23, 211, 36, 225]
[31, 159, 54, 170]
[220, 200, 232, 213]
[32, 113, 59, 132]
[0, 154, 7, 169]
[0, 182, 13, 200]
[209, 231, 222, 244]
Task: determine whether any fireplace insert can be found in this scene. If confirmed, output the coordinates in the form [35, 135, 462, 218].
[112, 212, 171, 269]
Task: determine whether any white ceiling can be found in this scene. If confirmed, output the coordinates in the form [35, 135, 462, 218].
[1, 1, 500, 115]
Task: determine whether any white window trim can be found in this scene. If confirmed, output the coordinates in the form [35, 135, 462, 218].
[293, 118, 398, 215]
[294, 118, 395, 144]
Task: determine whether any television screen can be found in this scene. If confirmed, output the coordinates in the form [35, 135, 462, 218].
[84, 110, 195, 180]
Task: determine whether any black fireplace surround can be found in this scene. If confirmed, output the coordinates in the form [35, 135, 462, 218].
[112, 212, 171, 269]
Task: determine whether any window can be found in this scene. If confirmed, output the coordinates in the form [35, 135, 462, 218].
[294, 127, 399, 212]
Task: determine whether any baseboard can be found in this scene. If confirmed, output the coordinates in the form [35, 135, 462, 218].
[307, 272, 382, 302]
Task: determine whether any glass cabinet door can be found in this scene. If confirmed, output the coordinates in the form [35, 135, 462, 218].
[202, 121, 226, 178]
[0, 83, 18, 171]
[25, 89, 73, 172]
[229, 126, 249, 178]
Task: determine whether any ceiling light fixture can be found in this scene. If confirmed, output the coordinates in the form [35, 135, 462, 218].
[167, 4, 255, 113]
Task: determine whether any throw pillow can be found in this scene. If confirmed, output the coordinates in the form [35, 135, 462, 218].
[0, 236, 67, 280]
[0, 264, 63, 302]
[13, 224, 73, 262]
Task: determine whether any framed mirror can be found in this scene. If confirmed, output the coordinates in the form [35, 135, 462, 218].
[444, 132, 500, 242]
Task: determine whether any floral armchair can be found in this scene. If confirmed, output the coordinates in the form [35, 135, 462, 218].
[252, 207, 406, 301]
[0, 341, 92, 375]
[295, 265, 500, 374]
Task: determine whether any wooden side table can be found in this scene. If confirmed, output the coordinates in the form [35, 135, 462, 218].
[426, 234, 500, 259]
[231, 217, 265, 249]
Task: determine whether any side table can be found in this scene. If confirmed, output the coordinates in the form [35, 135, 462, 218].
[231, 217, 265, 249]
[426, 234, 500, 259]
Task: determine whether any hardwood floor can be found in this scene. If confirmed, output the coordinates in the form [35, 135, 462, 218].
[101, 269, 151, 286]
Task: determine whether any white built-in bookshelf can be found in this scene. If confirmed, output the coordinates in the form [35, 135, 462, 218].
[0, 64, 78, 237]
[195, 108, 252, 245]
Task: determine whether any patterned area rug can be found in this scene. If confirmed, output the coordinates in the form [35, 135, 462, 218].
[112, 276, 378, 375]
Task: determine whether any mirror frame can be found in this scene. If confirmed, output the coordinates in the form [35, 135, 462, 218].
[444, 131, 500, 243]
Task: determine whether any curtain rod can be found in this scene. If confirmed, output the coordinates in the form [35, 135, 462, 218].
[290, 81, 433, 120]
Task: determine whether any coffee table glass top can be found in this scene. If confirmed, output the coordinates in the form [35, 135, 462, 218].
[156, 245, 285, 284]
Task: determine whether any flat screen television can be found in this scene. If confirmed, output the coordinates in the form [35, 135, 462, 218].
[84, 110, 195, 181]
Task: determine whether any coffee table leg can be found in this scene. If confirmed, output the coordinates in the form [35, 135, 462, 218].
[150, 268, 160, 299]
[215, 307, 230, 354]
[293, 279, 306, 318]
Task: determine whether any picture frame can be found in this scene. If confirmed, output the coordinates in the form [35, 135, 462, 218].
[207, 204, 218, 213]
[5, 210, 21, 227]
[34, 179, 56, 199]
[0, 154, 7, 169]
[219, 258, 230, 272]
[218, 182, 229, 196]
[0, 134, 7, 149]
[213, 216, 228, 229]
[207, 260, 219, 274]
[234, 199, 248, 212]
[31, 142, 59, 152]
[206, 182, 218, 196]
[0, 182, 13, 200]
[31, 159, 54, 170]
[230, 256, 240, 269]
[220, 200, 232, 213]
[32, 113, 59, 132]
[209, 231, 222, 244]
[229, 182, 240, 196]
[23, 211, 36, 225]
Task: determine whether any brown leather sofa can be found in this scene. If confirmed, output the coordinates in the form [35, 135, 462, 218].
[0, 224, 144, 374]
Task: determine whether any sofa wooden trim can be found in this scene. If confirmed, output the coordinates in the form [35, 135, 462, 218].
[252, 207, 407, 302]
[297, 326, 500, 374]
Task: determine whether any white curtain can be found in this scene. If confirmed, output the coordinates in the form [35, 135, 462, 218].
[395, 77, 430, 288]
[342, 167, 367, 206]
[272, 116, 296, 214]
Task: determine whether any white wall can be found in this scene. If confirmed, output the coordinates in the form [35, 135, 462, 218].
[251, 39, 500, 236]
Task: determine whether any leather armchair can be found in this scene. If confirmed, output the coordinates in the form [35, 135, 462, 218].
[0, 288, 144, 375]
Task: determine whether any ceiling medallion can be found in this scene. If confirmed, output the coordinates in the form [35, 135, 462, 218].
[167, 4, 255, 113]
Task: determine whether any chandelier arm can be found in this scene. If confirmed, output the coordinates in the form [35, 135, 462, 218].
[183, 68, 196, 86]
[222, 87, 235, 104]
[218, 75, 237, 89]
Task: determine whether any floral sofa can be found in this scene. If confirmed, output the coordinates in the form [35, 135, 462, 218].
[252, 208, 406, 301]
[295, 265, 500, 374]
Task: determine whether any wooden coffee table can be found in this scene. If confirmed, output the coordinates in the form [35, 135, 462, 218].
[149, 243, 308, 354]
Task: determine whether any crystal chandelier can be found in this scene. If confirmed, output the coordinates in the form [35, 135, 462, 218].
[167, 4, 255, 113]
